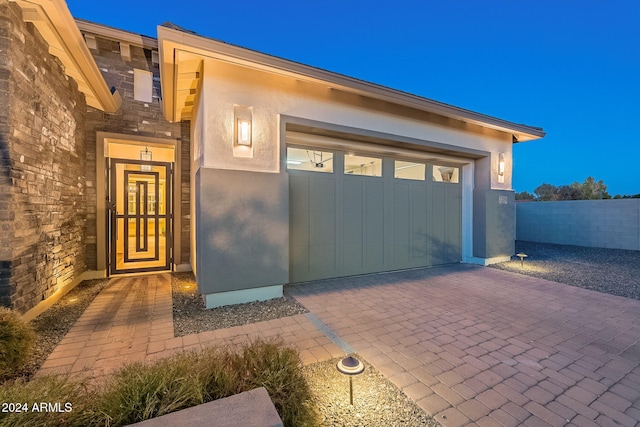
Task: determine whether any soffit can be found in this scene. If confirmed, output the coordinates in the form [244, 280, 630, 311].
[11, 0, 121, 112]
[173, 51, 202, 121]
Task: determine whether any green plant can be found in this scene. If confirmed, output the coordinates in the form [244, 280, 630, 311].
[0, 339, 318, 427]
[0, 375, 91, 426]
[228, 340, 317, 426]
[196, 346, 240, 400]
[0, 307, 35, 379]
[91, 340, 318, 427]
[90, 353, 205, 426]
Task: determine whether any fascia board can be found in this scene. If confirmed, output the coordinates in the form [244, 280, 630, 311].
[158, 26, 177, 122]
[13, 0, 121, 112]
[76, 19, 158, 49]
[157, 26, 544, 140]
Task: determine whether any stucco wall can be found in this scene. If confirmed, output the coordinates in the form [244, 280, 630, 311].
[516, 200, 640, 250]
[190, 54, 519, 297]
[0, 1, 88, 313]
[195, 168, 288, 295]
[200, 58, 513, 190]
[474, 190, 515, 258]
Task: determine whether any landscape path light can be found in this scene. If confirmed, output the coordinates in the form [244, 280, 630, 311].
[516, 253, 528, 267]
[337, 356, 364, 405]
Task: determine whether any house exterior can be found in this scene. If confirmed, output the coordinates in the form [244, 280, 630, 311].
[0, 0, 544, 319]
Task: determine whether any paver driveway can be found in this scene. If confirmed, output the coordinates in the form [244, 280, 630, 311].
[289, 264, 640, 427]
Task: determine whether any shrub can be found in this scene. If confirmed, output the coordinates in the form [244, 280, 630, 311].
[0, 307, 35, 379]
[227, 340, 317, 426]
[89, 352, 205, 426]
[0, 375, 91, 427]
[196, 346, 240, 400]
[91, 339, 318, 427]
[0, 339, 318, 427]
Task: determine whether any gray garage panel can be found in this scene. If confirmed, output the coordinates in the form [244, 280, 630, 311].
[289, 150, 461, 283]
[430, 181, 462, 265]
[392, 178, 430, 269]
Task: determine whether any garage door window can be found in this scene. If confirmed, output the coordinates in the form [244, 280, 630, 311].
[432, 165, 459, 183]
[394, 161, 425, 181]
[345, 154, 382, 177]
[287, 147, 333, 173]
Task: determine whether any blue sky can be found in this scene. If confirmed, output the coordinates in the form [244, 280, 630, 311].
[66, 0, 640, 196]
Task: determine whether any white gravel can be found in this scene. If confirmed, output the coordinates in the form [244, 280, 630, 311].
[171, 272, 308, 337]
[490, 241, 640, 300]
[305, 356, 440, 427]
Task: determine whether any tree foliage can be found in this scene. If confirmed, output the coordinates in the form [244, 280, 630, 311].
[613, 193, 640, 199]
[530, 177, 611, 201]
[515, 191, 536, 201]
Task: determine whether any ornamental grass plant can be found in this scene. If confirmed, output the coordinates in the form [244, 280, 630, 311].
[0, 339, 318, 427]
[0, 307, 35, 380]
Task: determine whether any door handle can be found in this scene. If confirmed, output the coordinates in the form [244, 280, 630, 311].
[108, 201, 118, 240]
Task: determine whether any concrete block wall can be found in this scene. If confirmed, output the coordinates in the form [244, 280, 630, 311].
[0, 1, 88, 313]
[82, 32, 191, 268]
[516, 199, 640, 250]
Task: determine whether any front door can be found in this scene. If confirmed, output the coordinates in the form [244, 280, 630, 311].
[109, 158, 172, 274]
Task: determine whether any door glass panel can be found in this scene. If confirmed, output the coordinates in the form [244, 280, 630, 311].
[344, 154, 382, 177]
[432, 165, 460, 183]
[111, 160, 171, 273]
[287, 147, 334, 173]
[394, 161, 425, 181]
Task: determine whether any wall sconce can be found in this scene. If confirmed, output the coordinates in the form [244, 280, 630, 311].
[337, 356, 364, 405]
[234, 107, 252, 147]
[140, 146, 152, 172]
[237, 118, 251, 146]
[498, 152, 505, 184]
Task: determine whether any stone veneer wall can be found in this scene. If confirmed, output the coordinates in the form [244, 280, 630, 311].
[0, 1, 88, 313]
[83, 33, 191, 269]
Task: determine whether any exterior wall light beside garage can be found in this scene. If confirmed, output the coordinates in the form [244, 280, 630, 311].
[498, 152, 505, 184]
[237, 119, 251, 146]
[234, 107, 252, 147]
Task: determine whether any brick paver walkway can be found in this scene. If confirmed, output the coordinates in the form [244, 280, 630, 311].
[289, 264, 640, 427]
[38, 266, 640, 426]
[37, 274, 343, 379]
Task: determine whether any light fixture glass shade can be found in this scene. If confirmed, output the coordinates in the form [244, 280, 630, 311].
[237, 118, 251, 146]
[498, 152, 505, 183]
[337, 356, 364, 375]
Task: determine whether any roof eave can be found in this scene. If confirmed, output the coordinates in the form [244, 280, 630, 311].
[76, 19, 158, 49]
[158, 26, 544, 141]
[13, 0, 121, 113]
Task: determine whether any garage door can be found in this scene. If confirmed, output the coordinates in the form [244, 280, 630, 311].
[288, 145, 461, 283]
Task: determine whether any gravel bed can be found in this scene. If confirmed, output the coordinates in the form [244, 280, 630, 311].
[15, 278, 110, 380]
[171, 272, 308, 337]
[490, 241, 640, 300]
[304, 356, 440, 427]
